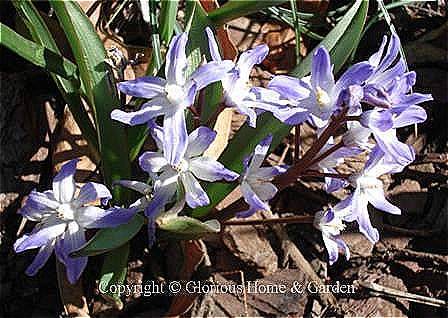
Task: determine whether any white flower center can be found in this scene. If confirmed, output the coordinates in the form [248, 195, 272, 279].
[224, 79, 251, 106]
[56, 203, 76, 221]
[356, 176, 383, 191]
[315, 86, 331, 110]
[172, 159, 189, 173]
[165, 84, 185, 105]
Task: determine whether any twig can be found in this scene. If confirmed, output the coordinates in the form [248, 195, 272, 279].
[224, 215, 314, 226]
[294, 124, 301, 164]
[355, 280, 448, 308]
[301, 170, 350, 179]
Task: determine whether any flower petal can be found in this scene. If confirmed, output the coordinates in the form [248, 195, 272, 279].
[240, 181, 270, 212]
[392, 105, 427, 128]
[322, 234, 339, 265]
[110, 100, 166, 126]
[145, 170, 178, 217]
[334, 62, 373, 97]
[268, 75, 311, 102]
[368, 35, 387, 67]
[117, 76, 166, 99]
[53, 159, 79, 203]
[61, 221, 87, 284]
[236, 44, 269, 81]
[352, 194, 379, 244]
[185, 126, 216, 158]
[360, 109, 394, 132]
[250, 182, 278, 201]
[205, 27, 222, 62]
[113, 180, 152, 194]
[189, 60, 234, 90]
[249, 134, 272, 170]
[163, 110, 188, 166]
[189, 156, 239, 182]
[311, 47, 334, 92]
[180, 171, 210, 208]
[25, 239, 56, 276]
[21, 190, 59, 221]
[373, 130, 415, 166]
[376, 34, 400, 74]
[78, 206, 138, 229]
[366, 188, 401, 215]
[139, 152, 168, 174]
[165, 33, 188, 85]
[14, 219, 66, 253]
[75, 182, 111, 207]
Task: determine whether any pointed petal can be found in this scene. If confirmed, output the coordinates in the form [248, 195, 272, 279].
[113, 180, 152, 194]
[25, 240, 56, 276]
[392, 105, 427, 128]
[251, 182, 278, 201]
[53, 159, 78, 203]
[368, 35, 388, 67]
[235, 206, 258, 218]
[205, 27, 222, 62]
[249, 134, 272, 170]
[165, 33, 188, 85]
[163, 110, 188, 166]
[189, 60, 234, 90]
[180, 171, 210, 208]
[240, 181, 270, 212]
[117, 76, 166, 99]
[322, 234, 339, 265]
[268, 75, 311, 102]
[185, 126, 216, 158]
[234, 101, 258, 128]
[360, 109, 394, 131]
[139, 152, 168, 174]
[110, 102, 166, 126]
[62, 221, 87, 284]
[366, 189, 401, 215]
[311, 47, 334, 92]
[376, 34, 400, 74]
[236, 44, 269, 80]
[373, 130, 415, 166]
[395, 93, 433, 108]
[353, 195, 379, 244]
[78, 206, 138, 228]
[14, 219, 66, 253]
[145, 170, 178, 217]
[75, 182, 111, 207]
[146, 216, 157, 248]
[189, 156, 239, 182]
[21, 190, 59, 221]
[334, 62, 373, 96]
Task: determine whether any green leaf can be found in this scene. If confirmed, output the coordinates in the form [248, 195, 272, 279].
[159, 0, 179, 46]
[50, 0, 131, 203]
[0, 23, 79, 81]
[11, 0, 99, 159]
[208, 0, 288, 27]
[71, 214, 144, 257]
[158, 216, 220, 240]
[290, 0, 369, 77]
[99, 243, 130, 309]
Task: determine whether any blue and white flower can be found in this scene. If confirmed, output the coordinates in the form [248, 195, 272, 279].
[237, 134, 287, 218]
[14, 159, 133, 284]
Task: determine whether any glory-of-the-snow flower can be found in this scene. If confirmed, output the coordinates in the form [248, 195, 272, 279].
[111, 31, 234, 159]
[139, 122, 239, 217]
[314, 205, 350, 265]
[268, 46, 373, 128]
[237, 134, 287, 218]
[14, 159, 133, 284]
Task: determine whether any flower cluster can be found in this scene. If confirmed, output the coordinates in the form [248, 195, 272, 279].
[15, 29, 431, 282]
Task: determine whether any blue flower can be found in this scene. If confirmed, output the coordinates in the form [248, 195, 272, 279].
[237, 134, 287, 218]
[14, 159, 134, 284]
[205, 27, 305, 126]
[342, 146, 407, 243]
[111, 32, 234, 157]
[268, 46, 373, 127]
[314, 206, 350, 265]
[139, 122, 239, 218]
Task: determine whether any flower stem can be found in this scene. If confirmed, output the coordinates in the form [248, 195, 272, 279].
[224, 215, 314, 226]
